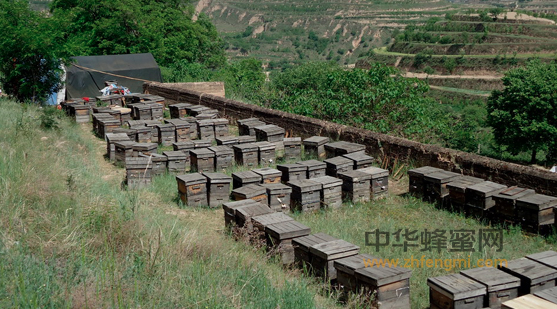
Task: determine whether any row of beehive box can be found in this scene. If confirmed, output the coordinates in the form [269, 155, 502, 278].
[408, 166, 557, 234]
[428, 250, 557, 309]
[222, 198, 412, 309]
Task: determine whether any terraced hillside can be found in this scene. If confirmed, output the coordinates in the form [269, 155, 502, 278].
[194, 0, 461, 68]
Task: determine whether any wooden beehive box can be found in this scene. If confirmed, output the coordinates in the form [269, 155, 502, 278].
[288, 179, 321, 212]
[283, 137, 302, 160]
[156, 124, 176, 146]
[253, 168, 282, 184]
[114, 141, 136, 163]
[73, 104, 91, 123]
[232, 171, 261, 189]
[126, 103, 142, 119]
[233, 143, 259, 167]
[516, 194, 557, 233]
[222, 199, 258, 229]
[187, 105, 211, 117]
[359, 166, 390, 199]
[125, 157, 152, 189]
[492, 187, 536, 224]
[334, 253, 382, 294]
[113, 128, 136, 141]
[251, 212, 293, 244]
[196, 119, 215, 140]
[237, 135, 256, 144]
[195, 110, 218, 120]
[216, 136, 238, 146]
[461, 267, 521, 309]
[277, 164, 307, 183]
[106, 133, 130, 162]
[173, 141, 195, 154]
[125, 119, 147, 129]
[165, 119, 191, 142]
[533, 286, 557, 305]
[98, 118, 121, 138]
[526, 251, 557, 271]
[502, 294, 557, 309]
[254, 124, 285, 143]
[169, 103, 191, 119]
[180, 117, 198, 139]
[407, 166, 444, 198]
[303, 136, 329, 159]
[235, 203, 274, 234]
[139, 153, 167, 176]
[428, 273, 486, 309]
[265, 220, 311, 265]
[498, 258, 557, 295]
[134, 104, 152, 120]
[324, 141, 366, 158]
[143, 120, 161, 144]
[253, 141, 276, 166]
[238, 118, 265, 136]
[163, 151, 187, 174]
[193, 139, 212, 149]
[343, 152, 374, 170]
[150, 103, 163, 120]
[92, 113, 114, 135]
[325, 156, 354, 178]
[202, 172, 232, 208]
[190, 148, 215, 173]
[131, 142, 157, 157]
[134, 126, 152, 143]
[312, 176, 343, 209]
[466, 181, 508, 217]
[423, 170, 462, 205]
[446, 176, 486, 212]
[356, 260, 412, 309]
[297, 160, 326, 179]
[338, 170, 372, 204]
[176, 173, 208, 207]
[293, 233, 338, 269]
[232, 184, 268, 206]
[259, 183, 292, 212]
[208, 146, 234, 172]
[309, 239, 360, 281]
[213, 118, 229, 138]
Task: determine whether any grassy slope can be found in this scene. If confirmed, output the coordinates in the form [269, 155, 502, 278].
[1, 99, 555, 308]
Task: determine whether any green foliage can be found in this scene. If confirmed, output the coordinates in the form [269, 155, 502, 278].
[487, 59, 557, 163]
[50, 0, 226, 68]
[39, 107, 64, 130]
[0, 0, 65, 103]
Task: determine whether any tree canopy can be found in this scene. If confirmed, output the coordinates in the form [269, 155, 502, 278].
[487, 59, 557, 163]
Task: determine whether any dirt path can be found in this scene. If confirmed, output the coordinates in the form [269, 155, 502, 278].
[402, 72, 503, 80]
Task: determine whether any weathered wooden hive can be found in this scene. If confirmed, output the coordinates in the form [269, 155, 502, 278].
[492, 186, 536, 224]
[498, 257, 557, 295]
[265, 220, 311, 265]
[237, 118, 265, 136]
[139, 153, 167, 176]
[254, 141, 276, 166]
[232, 171, 261, 189]
[93, 113, 115, 136]
[465, 181, 508, 218]
[133, 104, 152, 120]
[222, 199, 259, 229]
[237, 135, 256, 144]
[156, 124, 176, 146]
[144, 120, 162, 143]
[176, 173, 208, 207]
[251, 212, 293, 244]
[113, 128, 136, 141]
[407, 166, 443, 198]
[213, 118, 229, 138]
[180, 117, 198, 139]
[208, 146, 234, 171]
[197, 119, 215, 140]
[501, 294, 557, 309]
[297, 160, 326, 179]
[288, 179, 321, 212]
[461, 267, 521, 309]
[293, 233, 337, 268]
[98, 118, 121, 139]
[169, 103, 191, 119]
[114, 141, 136, 163]
[163, 151, 187, 174]
[73, 104, 91, 123]
[195, 110, 218, 120]
[254, 124, 285, 143]
[428, 273, 486, 309]
[446, 176, 485, 212]
[188, 105, 211, 117]
[342, 152, 374, 170]
[235, 203, 274, 235]
[533, 286, 557, 305]
[338, 170, 372, 204]
[216, 136, 238, 146]
[283, 137, 302, 160]
[309, 239, 360, 281]
[233, 143, 259, 167]
[423, 170, 462, 206]
[277, 164, 307, 183]
[193, 139, 212, 149]
[324, 156, 354, 178]
[312, 176, 343, 209]
[252, 168, 282, 184]
[106, 133, 130, 162]
[165, 119, 191, 142]
[359, 166, 390, 199]
[333, 253, 378, 293]
[515, 194, 557, 233]
[231, 184, 268, 206]
[202, 172, 232, 208]
[190, 148, 215, 173]
[130, 142, 156, 157]
[324, 141, 366, 158]
[303, 136, 329, 160]
[125, 157, 152, 189]
[259, 183, 292, 212]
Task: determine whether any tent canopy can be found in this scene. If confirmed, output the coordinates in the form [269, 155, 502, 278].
[66, 53, 163, 99]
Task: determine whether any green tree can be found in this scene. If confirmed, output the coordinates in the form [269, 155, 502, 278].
[487, 59, 557, 163]
[0, 0, 66, 103]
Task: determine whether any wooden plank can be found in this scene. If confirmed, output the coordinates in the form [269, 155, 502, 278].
[461, 267, 521, 292]
[356, 263, 412, 287]
[252, 212, 293, 228]
[427, 273, 486, 300]
[526, 251, 557, 270]
[265, 220, 311, 240]
[502, 295, 557, 309]
[499, 258, 557, 285]
[534, 286, 557, 304]
[309, 239, 360, 260]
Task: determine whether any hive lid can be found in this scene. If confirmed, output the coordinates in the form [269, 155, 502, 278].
[265, 220, 311, 240]
[526, 251, 557, 270]
[293, 233, 338, 252]
[287, 179, 321, 192]
[296, 160, 326, 170]
[460, 267, 521, 292]
[176, 173, 206, 185]
[237, 118, 260, 125]
[155, 124, 174, 130]
[233, 143, 259, 152]
[309, 239, 360, 260]
[193, 140, 212, 148]
[168, 103, 190, 109]
[427, 273, 486, 301]
[125, 157, 152, 168]
[255, 124, 285, 135]
[342, 152, 374, 162]
[311, 176, 343, 188]
[232, 171, 261, 181]
[213, 118, 228, 125]
[423, 170, 461, 184]
[407, 166, 443, 177]
[446, 176, 485, 192]
[467, 181, 508, 196]
[494, 186, 536, 201]
[232, 184, 267, 197]
[303, 136, 329, 146]
[333, 253, 380, 275]
[190, 148, 214, 157]
[359, 166, 389, 179]
[173, 141, 195, 150]
[501, 294, 557, 308]
[105, 133, 131, 143]
[114, 141, 136, 148]
[208, 146, 234, 154]
[534, 286, 557, 304]
[499, 258, 557, 284]
[253, 141, 276, 150]
[196, 119, 215, 126]
[324, 156, 353, 166]
[216, 136, 238, 144]
[252, 212, 293, 228]
[237, 135, 257, 143]
[516, 193, 557, 210]
[338, 170, 372, 182]
[259, 183, 292, 194]
[222, 199, 259, 213]
[202, 172, 232, 183]
[283, 137, 302, 145]
[277, 164, 306, 172]
[139, 153, 167, 161]
[253, 168, 281, 177]
[163, 151, 187, 159]
[236, 203, 274, 221]
[164, 119, 191, 128]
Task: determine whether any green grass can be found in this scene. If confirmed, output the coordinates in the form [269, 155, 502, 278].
[429, 85, 491, 96]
